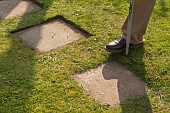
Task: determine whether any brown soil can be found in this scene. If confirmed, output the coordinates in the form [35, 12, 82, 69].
[74, 62, 146, 107]
[13, 19, 85, 54]
[0, 0, 40, 19]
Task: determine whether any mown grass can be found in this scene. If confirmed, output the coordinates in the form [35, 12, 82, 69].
[0, 0, 170, 112]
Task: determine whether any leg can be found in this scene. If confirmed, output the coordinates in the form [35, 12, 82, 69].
[105, 0, 156, 53]
[122, 0, 156, 45]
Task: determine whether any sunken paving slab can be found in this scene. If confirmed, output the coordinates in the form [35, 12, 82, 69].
[13, 19, 86, 54]
[0, 0, 40, 19]
[74, 62, 146, 107]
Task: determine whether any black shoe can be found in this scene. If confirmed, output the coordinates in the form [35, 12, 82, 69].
[105, 38, 143, 53]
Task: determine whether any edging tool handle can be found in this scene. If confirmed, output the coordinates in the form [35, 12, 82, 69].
[126, 0, 134, 55]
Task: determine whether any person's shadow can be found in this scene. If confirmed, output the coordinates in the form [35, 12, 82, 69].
[0, 0, 53, 112]
[103, 46, 152, 112]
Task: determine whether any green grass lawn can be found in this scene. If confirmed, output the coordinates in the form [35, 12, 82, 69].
[0, 0, 170, 112]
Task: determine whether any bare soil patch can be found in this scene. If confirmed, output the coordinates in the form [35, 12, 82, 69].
[0, 0, 40, 19]
[13, 19, 87, 54]
[74, 62, 146, 107]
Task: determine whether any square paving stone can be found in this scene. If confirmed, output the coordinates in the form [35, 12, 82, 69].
[0, 0, 41, 19]
[13, 19, 86, 54]
[74, 62, 146, 107]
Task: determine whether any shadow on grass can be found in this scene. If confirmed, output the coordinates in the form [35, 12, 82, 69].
[0, 35, 35, 112]
[0, 0, 53, 112]
[105, 46, 152, 112]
